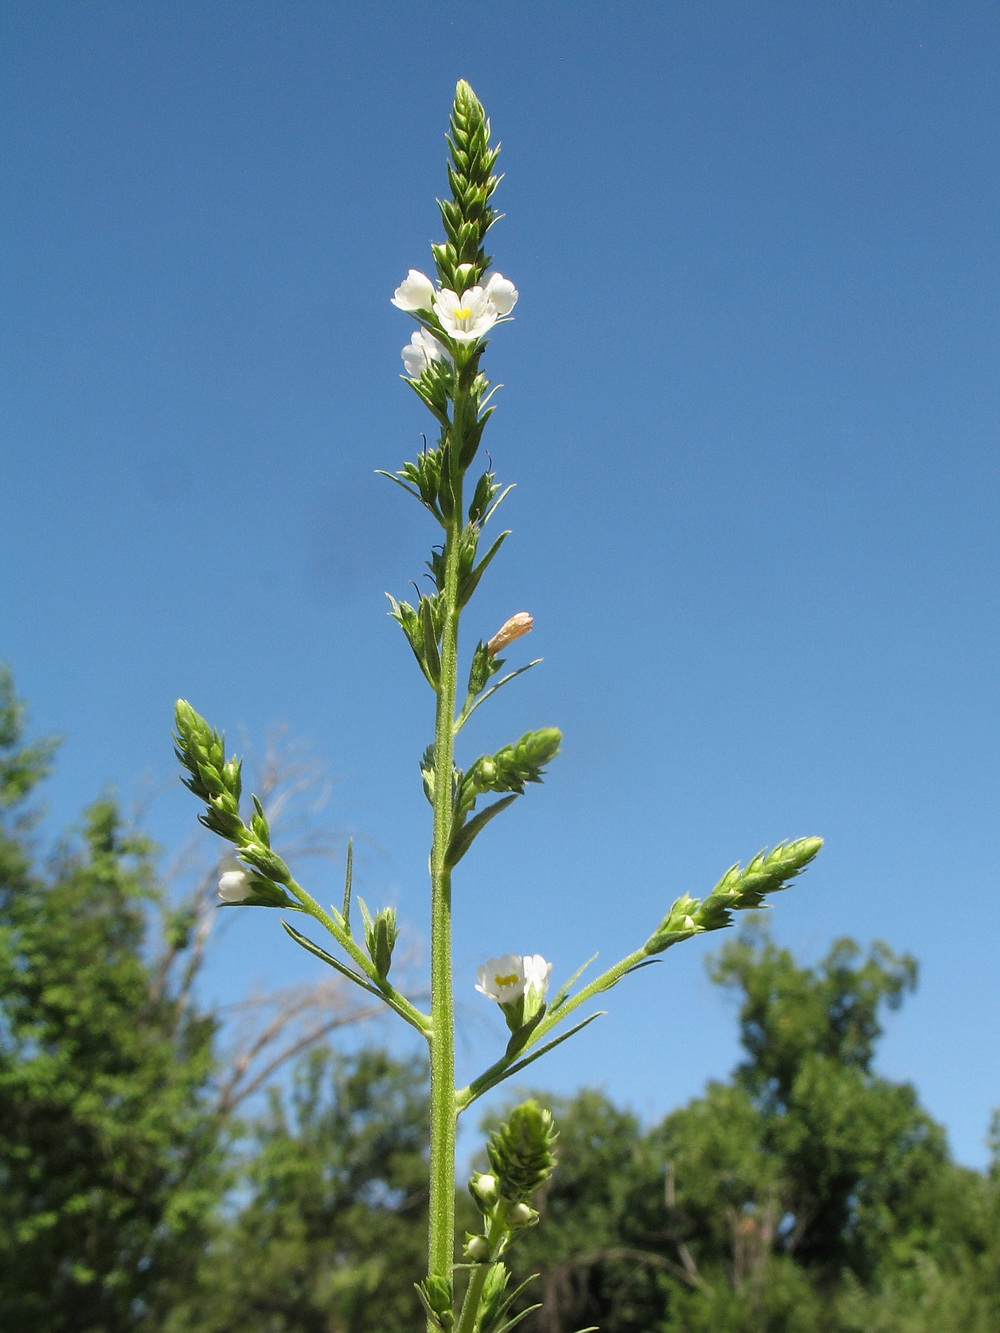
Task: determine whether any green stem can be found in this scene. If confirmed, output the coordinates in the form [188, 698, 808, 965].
[427, 463, 464, 1294]
[283, 877, 431, 1034]
[532, 946, 649, 1040]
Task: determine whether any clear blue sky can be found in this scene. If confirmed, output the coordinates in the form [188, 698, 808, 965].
[3, 2, 998, 1167]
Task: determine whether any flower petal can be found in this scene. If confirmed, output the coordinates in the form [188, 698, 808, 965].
[401, 328, 452, 378]
[523, 954, 553, 996]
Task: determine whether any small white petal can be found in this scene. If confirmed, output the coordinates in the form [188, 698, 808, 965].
[485, 273, 518, 316]
[522, 954, 553, 997]
[401, 341, 427, 378]
[401, 327, 452, 378]
[391, 269, 435, 312]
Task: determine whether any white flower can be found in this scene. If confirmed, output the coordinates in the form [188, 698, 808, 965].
[522, 953, 553, 999]
[391, 269, 435, 312]
[485, 272, 518, 316]
[218, 858, 252, 903]
[433, 285, 498, 342]
[476, 953, 552, 1005]
[401, 327, 451, 378]
[476, 954, 527, 1004]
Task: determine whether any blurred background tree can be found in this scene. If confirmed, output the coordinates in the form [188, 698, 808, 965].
[0, 668, 387, 1332]
[0, 666, 222, 1331]
[164, 1046, 429, 1333]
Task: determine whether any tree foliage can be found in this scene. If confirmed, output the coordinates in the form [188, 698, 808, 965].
[0, 670, 223, 1331]
[165, 1045, 430, 1333]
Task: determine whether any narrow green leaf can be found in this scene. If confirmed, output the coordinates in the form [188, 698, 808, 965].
[341, 839, 353, 936]
[457, 530, 509, 606]
[420, 597, 442, 686]
[446, 794, 519, 867]
[461, 1013, 604, 1109]
[357, 895, 374, 936]
[491, 1306, 543, 1333]
[280, 920, 374, 993]
[593, 957, 660, 992]
[280, 920, 427, 1033]
[374, 469, 423, 503]
[458, 660, 541, 730]
[548, 953, 598, 1012]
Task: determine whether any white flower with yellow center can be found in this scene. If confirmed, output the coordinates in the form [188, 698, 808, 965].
[218, 857, 252, 903]
[476, 954, 527, 1004]
[433, 285, 498, 343]
[476, 953, 552, 1006]
[391, 269, 435, 312]
[401, 327, 451, 378]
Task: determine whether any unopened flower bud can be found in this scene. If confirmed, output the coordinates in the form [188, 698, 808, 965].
[487, 612, 533, 657]
[506, 1202, 535, 1227]
[469, 1171, 499, 1210]
[218, 858, 252, 904]
[465, 1235, 492, 1263]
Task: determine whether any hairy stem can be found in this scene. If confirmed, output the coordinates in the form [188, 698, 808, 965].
[427, 468, 464, 1291]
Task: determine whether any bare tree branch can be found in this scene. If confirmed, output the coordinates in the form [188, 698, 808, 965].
[213, 978, 384, 1117]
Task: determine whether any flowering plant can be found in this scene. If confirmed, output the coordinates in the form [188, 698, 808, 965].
[172, 81, 822, 1332]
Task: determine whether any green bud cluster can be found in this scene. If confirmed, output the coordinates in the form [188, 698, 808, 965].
[644, 837, 823, 955]
[174, 699, 243, 839]
[387, 592, 445, 690]
[389, 519, 513, 695]
[466, 640, 505, 699]
[173, 699, 296, 908]
[359, 901, 399, 980]
[432, 79, 501, 293]
[467, 467, 504, 526]
[386, 382, 495, 521]
[472, 1263, 541, 1333]
[462, 1113, 552, 1291]
[468, 728, 563, 797]
[415, 1274, 454, 1331]
[439, 728, 562, 867]
[486, 1099, 558, 1204]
